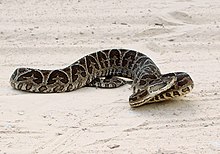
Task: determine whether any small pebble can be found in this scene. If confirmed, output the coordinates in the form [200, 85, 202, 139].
[56, 132, 63, 136]
[120, 23, 128, 25]
[18, 111, 24, 115]
[107, 144, 120, 149]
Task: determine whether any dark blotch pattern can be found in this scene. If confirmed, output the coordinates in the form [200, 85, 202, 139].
[182, 87, 190, 93]
[71, 64, 86, 82]
[18, 83, 23, 90]
[17, 70, 43, 84]
[160, 93, 165, 99]
[173, 91, 180, 96]
[178, 79, 188, 87]
[109, 49, 121, 66]
[53, 85, 64, 92]
[39, 86, 47, 92]
[67, 84, 73, 91]
[155, 95, 159, 101]
[165, 92, 172, 97]
[97, 51, 108, 68]
[122, 50, 136, 69]
[85, 55, 99, 74]
[26, 84, 32, 90]
[47, 70, 69, 85]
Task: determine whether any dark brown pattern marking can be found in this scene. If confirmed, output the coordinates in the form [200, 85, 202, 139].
[71, 64, 86, 82]
[17, 69, 43, 84]
[97, 51, 108, 69]
[47, 70, 69, 85]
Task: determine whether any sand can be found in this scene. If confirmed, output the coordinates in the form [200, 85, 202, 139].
[0, 0, 220, 153]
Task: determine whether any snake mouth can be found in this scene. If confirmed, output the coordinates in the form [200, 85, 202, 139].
[129, 89, 151, 107]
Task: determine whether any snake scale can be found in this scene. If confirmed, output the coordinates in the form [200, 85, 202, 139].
[10, 49, 193, 107]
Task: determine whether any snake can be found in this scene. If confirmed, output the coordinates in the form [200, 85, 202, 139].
[10, 49, 194, 107]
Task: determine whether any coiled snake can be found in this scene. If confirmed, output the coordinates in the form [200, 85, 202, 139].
[10, 49, 193, 107]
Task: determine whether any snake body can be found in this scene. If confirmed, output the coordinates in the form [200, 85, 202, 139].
[10, 49, 193, 107]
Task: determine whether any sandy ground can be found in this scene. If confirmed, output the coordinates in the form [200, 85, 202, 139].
[0, 0, 220, 153]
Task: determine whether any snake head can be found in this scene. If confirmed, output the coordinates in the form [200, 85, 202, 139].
[129, 72, 194, 107]
[129, 75, 177, 107]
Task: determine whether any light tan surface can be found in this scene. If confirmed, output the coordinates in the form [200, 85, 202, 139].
[1, 0, 220, 153]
